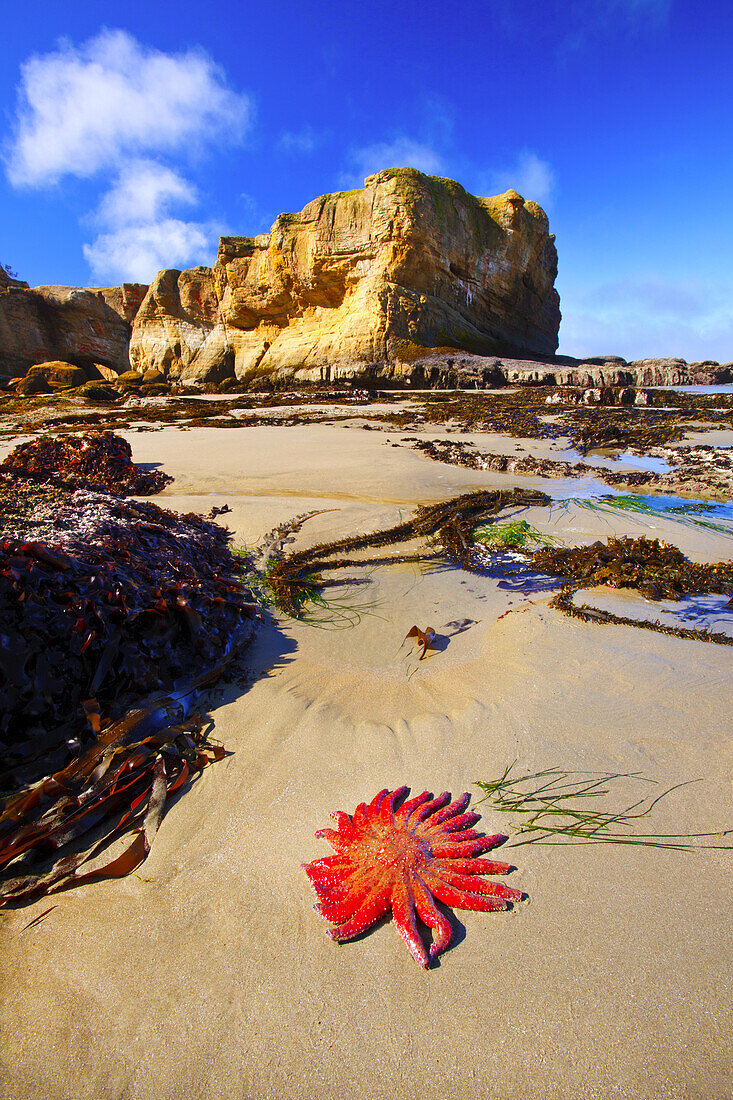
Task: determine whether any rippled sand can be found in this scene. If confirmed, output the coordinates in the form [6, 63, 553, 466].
[1, 423, 731, 1100]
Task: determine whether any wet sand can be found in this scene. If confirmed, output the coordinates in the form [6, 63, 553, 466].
[1, 423, 731, 1100]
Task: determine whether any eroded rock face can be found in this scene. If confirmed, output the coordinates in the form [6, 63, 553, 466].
[0, 282, 147, 378]
[129, 168, 561, 384]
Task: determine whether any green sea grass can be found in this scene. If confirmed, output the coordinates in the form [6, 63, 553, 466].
[474, 764, 732, 850]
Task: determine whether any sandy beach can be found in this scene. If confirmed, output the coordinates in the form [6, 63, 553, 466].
[1, 421, 731, 1100]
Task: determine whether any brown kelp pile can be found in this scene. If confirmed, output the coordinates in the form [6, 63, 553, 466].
[1, 485, 258, 785]
[0, 444, 260, 904]
[532, 536, 733, 645]
[532, 536, 733, 600]
[405, 388, 732, 449]
[408, 437, 658, 489]
[568, 411, 687, 453]
[264, 488, 550, 615]
[1, 430, 173, 495]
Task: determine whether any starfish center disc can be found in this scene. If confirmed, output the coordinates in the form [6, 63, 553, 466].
[374, 827, 432, 870]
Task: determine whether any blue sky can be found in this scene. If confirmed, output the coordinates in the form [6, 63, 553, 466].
[1, 0, 732, 362]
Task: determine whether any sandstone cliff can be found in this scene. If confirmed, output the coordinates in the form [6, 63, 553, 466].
[4, 171, 729, 392]
[0, 280, 147, 378]
[128, 168, 561, 384]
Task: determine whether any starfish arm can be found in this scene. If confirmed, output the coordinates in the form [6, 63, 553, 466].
[379, 785, 409, 826]
[431, 841, 480, 858]
[309, 855, 387, 901]
[418, 811, 480, 839]
[330, 811, 356, 839]
[310, 878, 352, 903]
[449, 827, 481, 841]
[394, 791, 433, 825]
[412, 791, 451, 826]
[432, 857, 513, 876]
[472, 833, 509, 853]
[303, 867, 357, 891]
[304, 854, 352, 872]
[424, 875, 510, 913]
[366, 789, 389, 820]
[327, 882, 392, 942]
[431, 834, 509, 857]
[302, 856, 353, 883]
[412, 876, 453, 960]
[429, 832, 485, 856]
[431, 869, 523, 903]
[443, 811, 482, 833]
[391, 874, 429, 968]
[353, 801, 369, 827]
[314, 827, 349, 853]
[316, 878, 375, 924]
[423, 793, 471, 828]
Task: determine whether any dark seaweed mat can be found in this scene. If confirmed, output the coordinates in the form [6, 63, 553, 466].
[531, 536, 733, 601]
[0, 430, 173, 496]
[0, 482, 258, 793]
[531, 536, 733, 645]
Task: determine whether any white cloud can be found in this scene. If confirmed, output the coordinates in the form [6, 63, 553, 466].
[94, 160, 197, 227]
[83, 219, 220, 284]
[340, 137, 443, 187]
[558, 275, 733, 363]
[83, 159, 217, 282]
[6, 29, 251, 187]
[486, 151, 554, 206]
[4, 31, 250, 284]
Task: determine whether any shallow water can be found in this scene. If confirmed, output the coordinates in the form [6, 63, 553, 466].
[614, 492, 733, 523]
[542, 481, 733, 524]
[559, 447, 673, 475]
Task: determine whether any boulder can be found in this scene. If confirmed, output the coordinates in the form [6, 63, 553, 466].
[141, 367, 165, 384]
[129, 168, 561, 384]
[27, 361, 87, 388]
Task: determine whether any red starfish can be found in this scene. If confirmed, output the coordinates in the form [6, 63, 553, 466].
[303, 786, 523, 968]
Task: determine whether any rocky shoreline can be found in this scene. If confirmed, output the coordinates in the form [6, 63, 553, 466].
[2, 350, 731, 398]
[407, 437, 733, 501]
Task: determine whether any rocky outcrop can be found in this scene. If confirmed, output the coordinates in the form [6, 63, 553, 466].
[405, 352, 733, 390]
[129, 168, 561, 384]
[507, 356, 732, 388]
[4, 170, 729, 392]
[0, 281, 147, 379]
